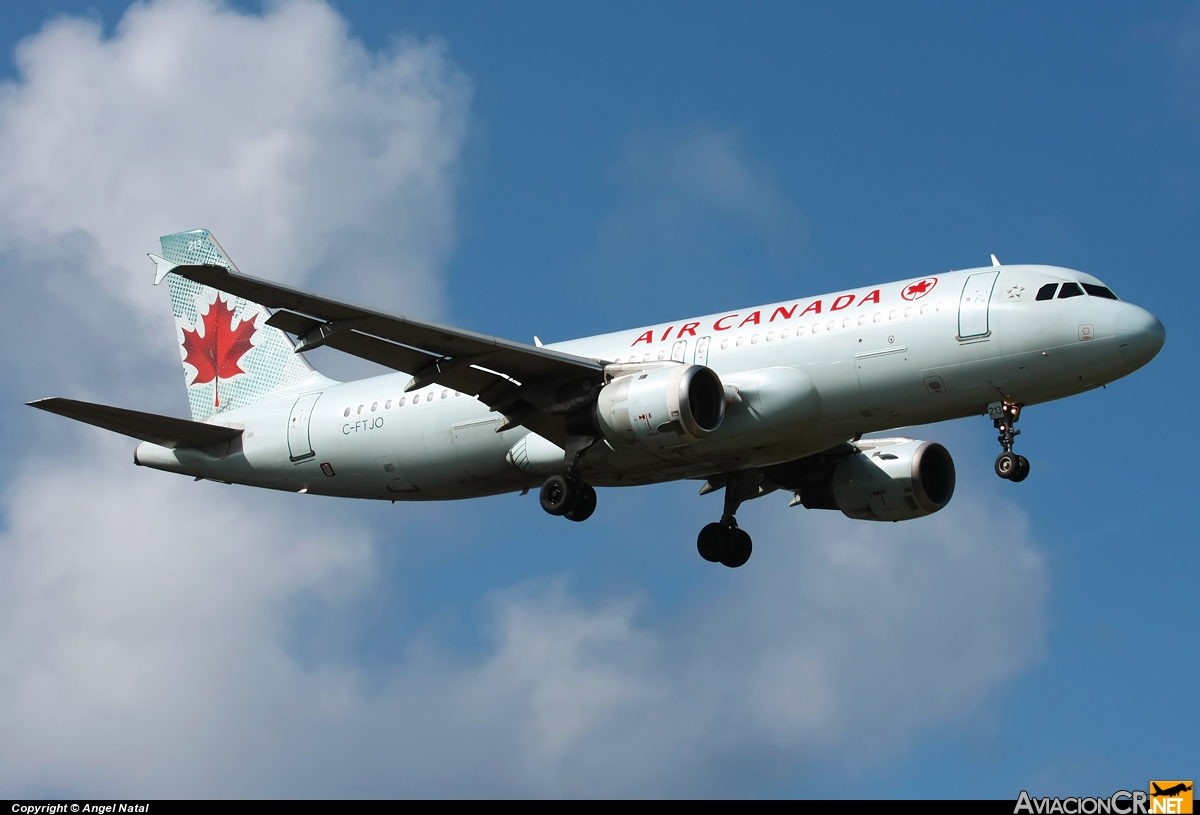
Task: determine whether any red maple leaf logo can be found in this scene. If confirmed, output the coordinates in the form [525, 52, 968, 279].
[901, 277, 938, 301]
[180, 296, 258, 407]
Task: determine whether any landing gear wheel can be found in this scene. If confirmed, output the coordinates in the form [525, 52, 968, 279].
[564, 483, 597, 522]
[720, 528, 752, 569]
[995, 452, 1019, 480]
[991, 401, 1030, 482]
[539, 474, 577, 516]
[697, 522, 727, 562]
[1010, 455, 1030, 483]
[697, 471, 758, 567]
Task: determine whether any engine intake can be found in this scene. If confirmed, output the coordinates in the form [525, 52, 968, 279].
[591, 364, 725, 449]
[765, 439, 956, 522]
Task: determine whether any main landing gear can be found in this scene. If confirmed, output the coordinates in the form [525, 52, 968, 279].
[696, 470, 756, 568]
[990, 401, 1030, 483]
[539, 467, 597, 522]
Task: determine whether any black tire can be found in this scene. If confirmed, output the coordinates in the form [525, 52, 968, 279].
[539, 474, 577, 516]
[697, 522, 727, 562]
[1010, 455, 1031, 483]
[564, 483, 597, 522]
[995, 452, 1019, 480]
[720, 528, 752, 568]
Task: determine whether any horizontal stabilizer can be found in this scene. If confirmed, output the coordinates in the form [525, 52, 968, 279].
[27, 397, 242, 449]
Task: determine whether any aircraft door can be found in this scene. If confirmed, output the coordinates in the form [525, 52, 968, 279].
[671, 340, 688, 362]
[694, 336, 710, 367]
[287, 392, 322, 461]
[959, 272, 999, 338]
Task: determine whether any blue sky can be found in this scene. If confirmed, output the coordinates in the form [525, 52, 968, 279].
[0, 0, 1195, 798]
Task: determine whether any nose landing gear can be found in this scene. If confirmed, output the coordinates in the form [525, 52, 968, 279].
[990, 401, 1030, 482]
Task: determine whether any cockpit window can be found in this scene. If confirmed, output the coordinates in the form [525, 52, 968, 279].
[1035, 283, 1058, 301]
[1082, 283, 1119, 300]
[1058, 282, 1083, 299]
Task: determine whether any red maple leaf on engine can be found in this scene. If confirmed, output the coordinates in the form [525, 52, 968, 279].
[180, 296, 258, 407]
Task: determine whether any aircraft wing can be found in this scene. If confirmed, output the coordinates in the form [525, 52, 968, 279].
[166, 264, 608, 445]
[28, 397, 243, 449]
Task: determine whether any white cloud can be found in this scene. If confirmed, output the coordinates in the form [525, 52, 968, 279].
[0, 0, 469, 327]
[0, 446, 1045, 796]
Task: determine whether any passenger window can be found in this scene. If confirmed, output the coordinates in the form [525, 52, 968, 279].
[1058, 282, 1083, 299]
[399, 397, 406, 407]
[1036, 283, 1057, 301]
[371, 402, 378, 412]
[357, 405, 364, 414]
[385, 400, 392, 409]
[1082, 283, 1119, 300]
[344, 407, 351, 417]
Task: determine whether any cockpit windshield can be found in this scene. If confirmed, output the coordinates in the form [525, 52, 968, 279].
[1035, 281, 1120, 302]
[1082, 283, 1119, 300]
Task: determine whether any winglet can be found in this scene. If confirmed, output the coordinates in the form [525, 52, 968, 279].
[533, 336, 544, 347]
[991, 254, 1002, 268]
[148, 253, 178, 285]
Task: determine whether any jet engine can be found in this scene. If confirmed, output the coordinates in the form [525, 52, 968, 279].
[765, 439, 956, 522]
[580, 364, 726, 449]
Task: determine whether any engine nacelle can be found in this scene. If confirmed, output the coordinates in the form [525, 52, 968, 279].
[592, 364, 725, 449]
[828, 439, 955, 521]
[768, 439, 956, 522]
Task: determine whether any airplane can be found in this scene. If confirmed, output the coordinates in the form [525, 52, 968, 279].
[1152, 784, 1193, 798]
[28, 231, 1165, 568]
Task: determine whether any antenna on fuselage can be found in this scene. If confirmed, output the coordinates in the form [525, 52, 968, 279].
[991, 254, 1002, 267]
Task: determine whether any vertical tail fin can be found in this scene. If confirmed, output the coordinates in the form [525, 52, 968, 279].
[152, 229, 326, 422]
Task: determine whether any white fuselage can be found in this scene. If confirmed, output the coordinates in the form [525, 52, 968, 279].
[134, 265, 1163, 500]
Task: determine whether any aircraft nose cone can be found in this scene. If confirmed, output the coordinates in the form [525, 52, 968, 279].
[1114, 305, 1165, 370]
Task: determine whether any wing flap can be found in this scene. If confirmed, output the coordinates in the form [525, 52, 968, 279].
[28, 398, 243, 449]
